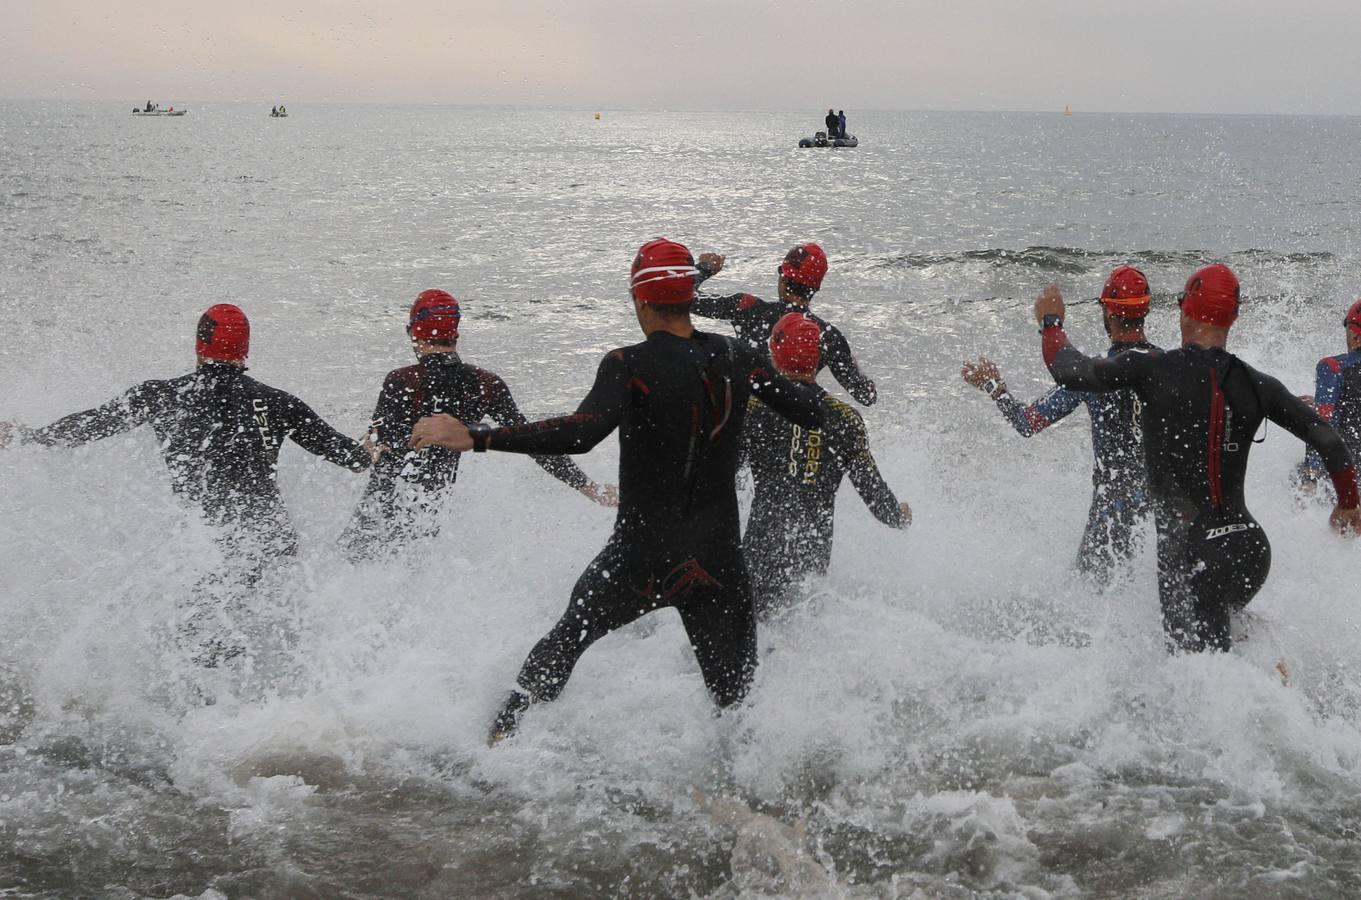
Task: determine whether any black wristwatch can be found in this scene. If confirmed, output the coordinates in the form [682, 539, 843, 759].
[467, 422, 492, 452]
[1039, 314, 1064, 332]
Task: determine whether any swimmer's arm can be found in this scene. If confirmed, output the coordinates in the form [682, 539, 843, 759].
[822, 324, 877, 406]
[1304, 358, 1344, 479]
[282, 394, 371, 471]
[1042, 328, 1149, 393]
[841, 414, 909, 528]
[1256, 369, 1358, 508]
[482, 372, 591, 491]
[470, 352, 630, 455]
[996, 385, 1083, 437]
[18, 382, 158, 447]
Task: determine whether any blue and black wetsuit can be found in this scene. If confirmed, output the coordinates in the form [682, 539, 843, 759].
[1303, 349, 1361, 492]
[1042, 327, 1359, 652]
[339, 352, 588, 561]
[474, 330, 822, 716]
[692, 266, 877, 406]
[990, 340, 1153, 581]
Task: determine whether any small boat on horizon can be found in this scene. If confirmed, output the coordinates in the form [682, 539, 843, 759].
[133, 101, 186, 117]
[270, 104, 288, 118]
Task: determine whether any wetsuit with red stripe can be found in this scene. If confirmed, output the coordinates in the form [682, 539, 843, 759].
[741, 390, 907, 614]
[1043, 328, 1359, 651]
[693, 269, 877, 406]
[476, 329, 822, 708]
[1303, 349, 1361, 489]
[339, 352, 588, 560]
[992, 340, 1154, 580]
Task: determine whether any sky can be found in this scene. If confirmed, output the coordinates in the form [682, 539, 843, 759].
[6, 0, 1361, 115]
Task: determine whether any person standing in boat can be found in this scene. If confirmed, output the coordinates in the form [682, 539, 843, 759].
[824, 109, 838, 137]
[837, 110, 847, 138]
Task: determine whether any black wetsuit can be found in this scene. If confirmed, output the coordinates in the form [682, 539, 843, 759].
[19, 364, 370, 664]
[742, 389, 907, 614]
[479, 330, 821, 709]
[693, 269, 877, 406]
[992, 340, 1154, 580]
[340, 352, 588, 560]
[1043, 329, 1358, 651]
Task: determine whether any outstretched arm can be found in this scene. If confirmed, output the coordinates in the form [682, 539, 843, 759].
[748, 364, 822, 430]
[483, 371, 615, 500]
[16, 383, 157, 448]
[414, 351, 632, 455]
[282, 396, 372, 471]
[1035, 286, 1153, 392]
[1304, 358, 1345, 480]
[821, 324, 876, 405]
[1253, 369, 1359, 530]
[962, 355, 1082, 436]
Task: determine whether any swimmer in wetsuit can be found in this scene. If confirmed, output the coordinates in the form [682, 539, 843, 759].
[339, 290, 614, 561]
[1034, 265, 1361, 652]
[691, 243, 877, 406]
[0, 305, 374, 664]
[742, 313, 911, 616]
[1298, 298, 1361, 499]
[963, 266, 1158, 582]
[410, 239, 823, 742]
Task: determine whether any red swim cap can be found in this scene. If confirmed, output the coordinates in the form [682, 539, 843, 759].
[1101, 265, 1151, 318]
[1345, 298, 1361, 332]
[779, 243, 828, 293]
[769, 312, 822, 377]
[408, 289, 461, 342]
[1180, 263, 1240, 327]
[196, 304, 250, 361]
[630, 238, 698, 305]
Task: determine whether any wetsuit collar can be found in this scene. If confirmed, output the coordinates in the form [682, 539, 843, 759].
[419, 351, 463, 367]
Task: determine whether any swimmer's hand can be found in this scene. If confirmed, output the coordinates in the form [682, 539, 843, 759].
[411, 414, 472, 451]
[1329, 505, 1361, 536]
[899, 501, 913, 527]
[581, 481, 620, 508]
[360, 432, 389, 464]
[961, 356, 1004, 393]
[696, 253, 725, 277]
[1034, 284, 1065, 325]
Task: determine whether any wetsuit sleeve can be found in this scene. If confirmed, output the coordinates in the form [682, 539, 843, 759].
[1042, 326, 1153, 393]
[691, 291, 749, 322]
[821, 323, 877, 406]
[994, 385, 1083, 437]
[280, 395, 371, 471]
[481, 372, 590, 489]
[20, 382, 158, 447]
[834, 406, 907, 528]
[1305, 358, 1345, 478]
[1253, 368, 1358, 507]
[485, 352, 631, 455]
[748, 362, 823, 430]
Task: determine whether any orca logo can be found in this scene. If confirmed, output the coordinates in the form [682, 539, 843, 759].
[197, 314, 218, 345]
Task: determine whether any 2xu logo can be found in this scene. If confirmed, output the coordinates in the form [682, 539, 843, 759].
[252, 398, 278, 448]
[1205, 521, 1255, 540]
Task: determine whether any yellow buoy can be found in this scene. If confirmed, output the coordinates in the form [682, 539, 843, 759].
[594, 112, 601, 120]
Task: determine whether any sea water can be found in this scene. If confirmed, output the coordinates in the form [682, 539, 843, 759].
[2, 102, 1361, 897]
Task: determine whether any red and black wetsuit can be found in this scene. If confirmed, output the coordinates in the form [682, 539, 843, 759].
[1043, 328, 1359, 651]
[474, 330, 822, 708]
[1302, 348, 1361, 492]
[692, 268, 877, 406]
[741, 390, 907, 614]
[339, 352, 588, 560]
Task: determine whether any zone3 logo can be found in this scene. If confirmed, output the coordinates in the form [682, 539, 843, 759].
[1205, 522, 1255, 540]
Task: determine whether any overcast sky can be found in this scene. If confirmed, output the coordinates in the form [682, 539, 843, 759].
[7, 0, 1361, 114]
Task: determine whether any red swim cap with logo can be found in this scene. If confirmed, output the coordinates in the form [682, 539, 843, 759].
[408, 289, 461, 342]
[779, 243, 829, 292]
[196, 304, 250, 361]
[630, 238, 698, 305]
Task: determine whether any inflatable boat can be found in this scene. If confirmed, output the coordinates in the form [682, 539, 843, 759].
[132, 109, 187, 116]
[799, 132, 857, 148]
